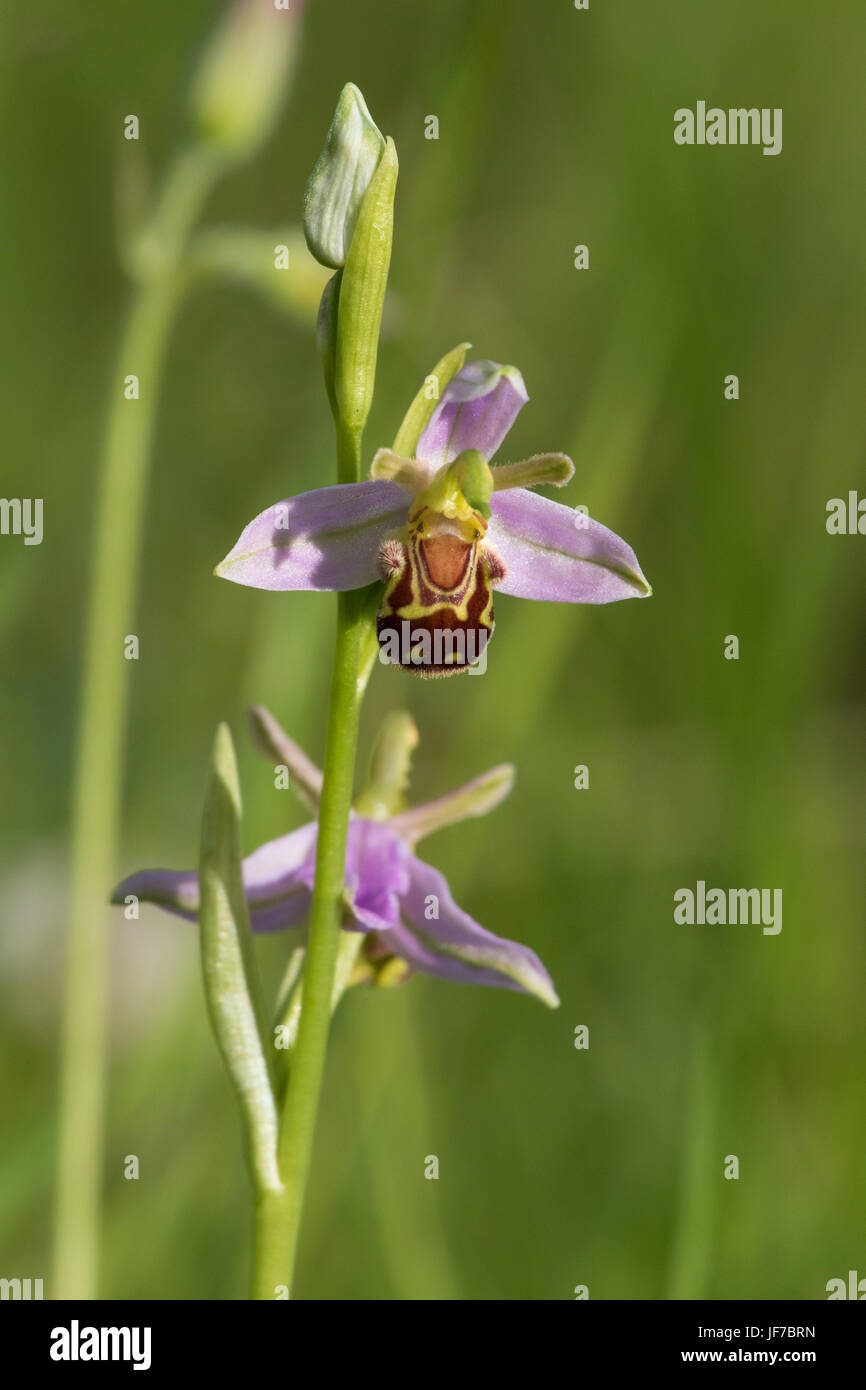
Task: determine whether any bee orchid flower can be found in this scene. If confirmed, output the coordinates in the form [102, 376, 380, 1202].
[112, 707, 559, 1007]
[216, 357, 651, 675]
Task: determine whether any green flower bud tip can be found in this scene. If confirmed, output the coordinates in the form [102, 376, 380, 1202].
[304, 83, 386, 269]
[191, 0, 303, 160]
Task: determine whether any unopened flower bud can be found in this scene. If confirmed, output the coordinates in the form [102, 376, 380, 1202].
[303, 83, 386, 269]
[191, 0, 304, 160]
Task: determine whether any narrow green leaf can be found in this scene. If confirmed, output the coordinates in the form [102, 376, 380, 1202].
[199, 723, 282, 1195]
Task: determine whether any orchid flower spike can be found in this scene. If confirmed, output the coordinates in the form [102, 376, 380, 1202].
[216, 350, 651, 676]
[112, 706, 558, 1008]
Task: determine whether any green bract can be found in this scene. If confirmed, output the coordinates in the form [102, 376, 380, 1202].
[333, 137, 398, 432]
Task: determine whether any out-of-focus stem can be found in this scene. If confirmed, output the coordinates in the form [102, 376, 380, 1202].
[53, 147, 220, 1301]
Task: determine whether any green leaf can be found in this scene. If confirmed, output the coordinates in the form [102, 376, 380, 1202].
[198, 723, 282, 1195]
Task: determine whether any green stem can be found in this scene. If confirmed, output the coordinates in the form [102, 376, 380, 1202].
[251, 1188, 291, 1299]
[254, 932, 365, 1297]
[251, 428, 369, 1299]
[53, 147, 220, 1301]
[335, 420, 364, 486]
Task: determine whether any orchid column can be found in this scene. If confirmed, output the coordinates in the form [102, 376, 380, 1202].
[254, 86, 398, 1296]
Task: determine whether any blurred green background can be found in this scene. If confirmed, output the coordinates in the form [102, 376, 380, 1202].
[2, 0, 865, 1299]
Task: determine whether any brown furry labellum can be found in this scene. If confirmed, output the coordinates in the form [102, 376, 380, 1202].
[376, 531, 504, 676]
